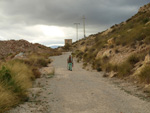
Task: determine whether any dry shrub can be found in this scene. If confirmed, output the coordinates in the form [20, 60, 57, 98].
[0, 49, 56, 112]
[5, 60, 34, 90]
[117, 62, 133, 77]
[102, 63, 118, 72]
[109, 54, 138, 77]
[27, 54, 51, 67]
[0, 85, 18, 112]
[0, 60, 34, 112]
[127, 54, 140, 65]
[138, 65, 150, 84]
[32, 67, 41, 78]
[19, 53, 52, 78]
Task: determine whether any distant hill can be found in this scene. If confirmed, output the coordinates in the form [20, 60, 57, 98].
[0, 39, 59, 59]
[50, 45, 62, 49]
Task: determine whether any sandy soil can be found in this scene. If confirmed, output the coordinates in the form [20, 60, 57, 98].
[8, 52, 150, 113]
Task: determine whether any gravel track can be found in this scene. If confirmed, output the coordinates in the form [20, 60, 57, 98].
[8, 52, 150, 113]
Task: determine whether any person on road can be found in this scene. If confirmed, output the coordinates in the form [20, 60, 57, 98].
[67, 55, 73, 71]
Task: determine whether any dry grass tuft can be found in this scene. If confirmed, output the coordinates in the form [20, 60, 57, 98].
[5, 60, 34, 89]
[138, 64, 150, 84]
[0, 60, 34, 112]
[0, 47, 58, 112]
[32, 67, 41, 78]
[0, 85, 18, 112]
[26, 54, 50, 67]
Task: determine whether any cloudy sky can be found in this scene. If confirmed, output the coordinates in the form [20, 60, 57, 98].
[0, 0, 149, 47]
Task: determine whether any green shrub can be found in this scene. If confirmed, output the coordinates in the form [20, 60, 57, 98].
[0, 66, 22, 93]
[0, 66, 11, 83]
[5, 60, 34, 91]
[0, 60, 34, 112]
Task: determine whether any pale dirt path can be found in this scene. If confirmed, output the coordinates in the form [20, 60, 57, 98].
[8, 52, 150, 113]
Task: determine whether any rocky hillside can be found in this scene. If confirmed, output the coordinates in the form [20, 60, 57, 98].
[72, 3, 150, 84]
[0, 39, 60, 112]
[0, 39, 59, 59]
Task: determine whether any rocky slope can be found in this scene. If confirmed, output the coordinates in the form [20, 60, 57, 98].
[72, 3, 150, 87]
[0, 39, 58, 60]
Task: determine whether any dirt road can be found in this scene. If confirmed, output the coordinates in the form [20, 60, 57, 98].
[9, 52, 150, 113]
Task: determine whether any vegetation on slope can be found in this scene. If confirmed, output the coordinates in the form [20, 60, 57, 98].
[72, 3, 150, 84]
[0, 60, 34, 112]
[0, 41, 61, 112]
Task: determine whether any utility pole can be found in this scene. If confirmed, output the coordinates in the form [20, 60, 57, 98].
[74, 23, 80, 41]
[82, 15, 86, 38]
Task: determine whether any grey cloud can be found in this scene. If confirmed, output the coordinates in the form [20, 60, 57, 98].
[1, 0, 149, 27]
[0, 0, 149, 46]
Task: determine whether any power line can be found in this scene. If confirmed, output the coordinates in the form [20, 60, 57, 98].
[74, 23, 80, 41]
[82, 15, 86, 38]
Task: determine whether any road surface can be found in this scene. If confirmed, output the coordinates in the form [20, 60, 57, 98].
[9, 52, 150, 113]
